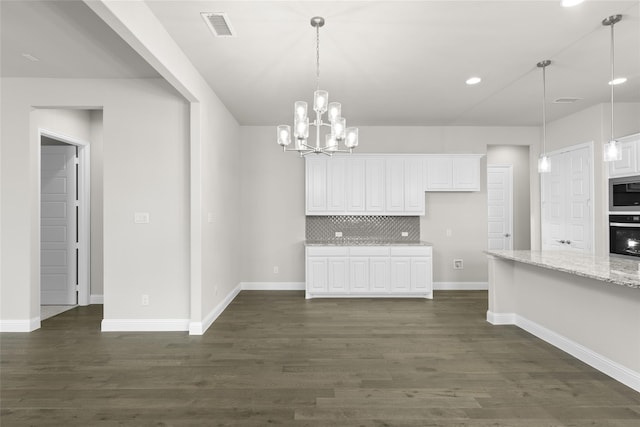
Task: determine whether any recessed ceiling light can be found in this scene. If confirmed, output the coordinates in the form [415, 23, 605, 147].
[465, 77, 482, 85]
[21, 53, 39, 62]
[561, 0, 584, 7]
[608, 77, 627, 85]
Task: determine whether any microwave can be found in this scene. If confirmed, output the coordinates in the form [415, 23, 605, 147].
[609, 176, 640, 212]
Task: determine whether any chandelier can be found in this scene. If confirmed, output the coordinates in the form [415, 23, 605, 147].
[276, 17, 359, 156]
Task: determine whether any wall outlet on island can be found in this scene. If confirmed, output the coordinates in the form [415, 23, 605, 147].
[273, 266, 279, 274]
[401, 231, 408, 237]
[335, 231, 343, 237]
[141, 294, 149, 306]
[453, 259, 464, 270]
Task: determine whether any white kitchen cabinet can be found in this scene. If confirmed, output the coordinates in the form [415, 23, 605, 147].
[404, 158, 425, 212]
[327, 157, 346, 212]
[346, 158, 366, 212]
[306, 245, 432, 298]
[608, 136, 640, 178]
[541, 144, 592, 253]
[305, 157, 327, 213]
[365, 158, 385, 212]
[425, 155, 482, 191]
[385, 158, 405, 212]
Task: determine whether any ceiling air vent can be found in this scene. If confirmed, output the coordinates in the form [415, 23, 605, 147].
[201, 12, 236, 37]
[553, 97, 582, 104]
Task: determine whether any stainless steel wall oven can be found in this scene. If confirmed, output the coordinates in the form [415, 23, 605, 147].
[610, 214, 640, 258]
[609, 176, 640, 212]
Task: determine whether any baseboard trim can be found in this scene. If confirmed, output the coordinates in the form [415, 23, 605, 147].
[486, 310, 516, 325]
[90, 294, 104, 304]
[101, 318, 189, 332]
[0, 317, 41, 333]
[189, 284, 242, 335]
[434, 281, 488, 290]
[240, 282, 305, 291]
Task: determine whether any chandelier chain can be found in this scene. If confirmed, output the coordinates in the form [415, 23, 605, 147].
[542, 64, 547, 154]
[316, 24, 320, 90]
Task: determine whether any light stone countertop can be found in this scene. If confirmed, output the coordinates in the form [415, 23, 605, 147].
[305, 240, 433, 247]
[486, 250, 640, 290]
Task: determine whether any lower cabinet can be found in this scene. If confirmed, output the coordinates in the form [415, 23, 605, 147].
[305, 245, 433, 299]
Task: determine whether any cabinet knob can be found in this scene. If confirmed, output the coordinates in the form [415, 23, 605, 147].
[504, 233, 511, 238]
[566, 240, 571, 245]
[558, 240, 566, 244]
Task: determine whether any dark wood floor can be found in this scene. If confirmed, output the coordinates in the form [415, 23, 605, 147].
[1, 291, 639, 426]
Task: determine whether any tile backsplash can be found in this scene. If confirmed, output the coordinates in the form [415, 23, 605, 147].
[306, 216, 420, 243]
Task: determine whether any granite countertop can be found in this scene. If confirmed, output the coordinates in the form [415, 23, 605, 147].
[306, 240, 433, 247]
[486, 249, 640, 289]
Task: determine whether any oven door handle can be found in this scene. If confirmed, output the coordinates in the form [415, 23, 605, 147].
[610, 222, 640, 228]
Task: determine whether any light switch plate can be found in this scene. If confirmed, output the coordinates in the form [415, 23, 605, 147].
[335, 231, 343, 237]
[134, 212, 150, 224]
[401, 231, 409, 237]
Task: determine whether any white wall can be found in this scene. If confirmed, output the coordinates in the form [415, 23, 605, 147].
[239, 125, 538, 284]
[1, 78, 191, 326]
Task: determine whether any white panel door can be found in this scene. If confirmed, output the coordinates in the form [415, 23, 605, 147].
[349, 257, 369, 293]
[346, 158, 366, 212]
[565, 146, 591, 252]
[410, 257, 431, 291]
[365, 158, 385, 212]
[370, 257, 390, 292]
[41, 145, 77, 305]
[307, 257, 328, 293]
[328, 258, 349, 292]
[487, 166, 512, 250]
[453, 157, 480, 190]
[390, 257, 411, 292]
[326, 157, 346, 212]
[385, 158, 404, 212]
[542, 152, 567, 250]
[404, 158, 424, 212]
[426, 157, 453, 190]
[305, 157, 327, 213]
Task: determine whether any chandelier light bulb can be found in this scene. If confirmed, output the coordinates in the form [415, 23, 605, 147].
[538, 155, 551, 173]
[332, 117, 346, 141]
[604, 140, 622, 162]
[294, 117, 309, 140]
[345, 128, 359, 149]
[325, 134, 338, 151]
[294, 101, 308, 120]
[314, 90, 328, 113]
[277, 125, 291, 147]
[328, 102, 341, 122]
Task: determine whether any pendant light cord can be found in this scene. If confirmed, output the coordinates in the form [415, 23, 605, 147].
[542, 64, 547, 155]
[610, 20, 615, 142]
[316, 24, 321, 91]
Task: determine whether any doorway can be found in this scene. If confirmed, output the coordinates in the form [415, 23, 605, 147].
[40, 130, 91, 313]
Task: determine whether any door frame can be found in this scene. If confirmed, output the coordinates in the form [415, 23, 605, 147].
[487, 164, 513, 250]
[39, 129, 91, 306]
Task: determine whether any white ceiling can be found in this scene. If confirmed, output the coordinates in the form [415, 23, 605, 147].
[2, 1, 639, 127]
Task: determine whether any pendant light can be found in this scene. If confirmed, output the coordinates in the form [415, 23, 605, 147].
[277, 17, 359, 156]
[602, 14, 623, 162]
[537, 60, 551, 173]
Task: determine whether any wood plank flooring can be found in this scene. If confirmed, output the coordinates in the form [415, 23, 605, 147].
[2, 291, 639, 426]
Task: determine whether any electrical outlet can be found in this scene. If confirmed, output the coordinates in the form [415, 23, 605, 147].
[446, 229, 452, 237]
[453, 259, 464, 270]
[141, 294, 149, 306]
[134, 212, 150, 224]
[335, 231, 343, 237]
[273, 266, 279, 274]
[401, 231, 408, 237]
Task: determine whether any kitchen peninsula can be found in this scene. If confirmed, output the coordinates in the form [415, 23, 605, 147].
[486, 250, 640, 392]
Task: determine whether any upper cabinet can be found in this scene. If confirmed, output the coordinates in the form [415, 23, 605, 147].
[425, 155, 482, 191]
[608, 135, 640, 178]
[306, 154, 482, 215]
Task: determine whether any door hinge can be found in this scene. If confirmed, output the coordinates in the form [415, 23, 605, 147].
[75, 285, 80, 291]
[74, 156, 79, 165]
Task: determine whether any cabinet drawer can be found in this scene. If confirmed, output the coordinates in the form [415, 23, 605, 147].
[349, 247, 390, 256]
[390, 246, 432, 257]
[306, 247, 349, 256]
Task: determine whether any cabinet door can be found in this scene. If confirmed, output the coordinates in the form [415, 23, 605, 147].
[385, 158, 404, 212]
[327, 157, 346, 212]
[426, 157, 453, 190]
[404, 158, 424, 212]
[365, 158, 385, 212]
[609, 140, 637, 178]
[390, 257, 411, 292]
[349, 257, 369, 293]
[453, 157, 480, 190]
[410, 257, 432, 291]
[306, 157, 327, 213]
[328, 257, 349, 292]
[307, 257, 328, 293]
[370, 257, 390, 292]
[346, 158, 366, 212]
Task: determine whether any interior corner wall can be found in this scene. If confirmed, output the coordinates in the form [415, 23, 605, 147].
[239, 125, 538, 285]
[1, 77, 190, 324]
[90, 110, 104, 299]
[546, 102, 640, 256]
